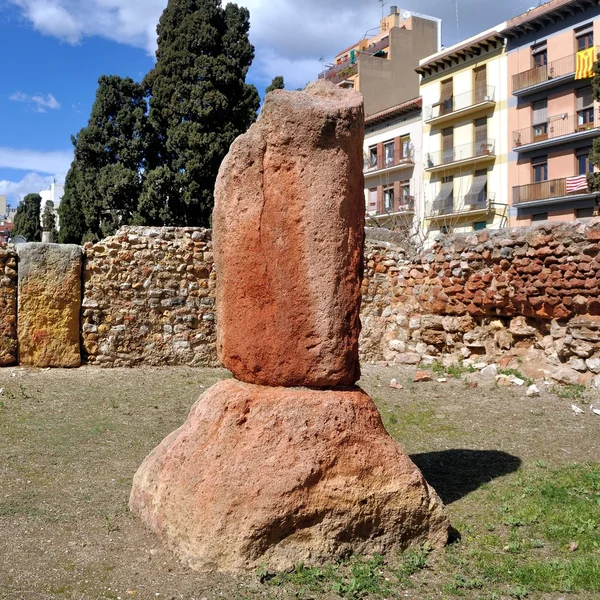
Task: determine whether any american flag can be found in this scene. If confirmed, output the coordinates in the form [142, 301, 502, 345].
[566, 174, 589, 193]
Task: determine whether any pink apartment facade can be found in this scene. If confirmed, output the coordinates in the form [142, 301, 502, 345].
[505, 0, 600, 226]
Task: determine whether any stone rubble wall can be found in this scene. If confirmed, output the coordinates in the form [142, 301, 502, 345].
[81, 227, 218, 367]
[2, 221, 600, 378]
[360, 220, 600, 383]
[0, 247, 18, 366]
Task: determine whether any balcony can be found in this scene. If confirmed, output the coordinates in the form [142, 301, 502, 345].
[428, 194, 494, 220]
[512, 177, 596, 207]
[364, 147, 415, 178]
[425, 139, 496, 173]
[424, 86, 496, 125]
[512, 48, 599, 96]
[319, 37, 389, 86]
[513, 113, 600, 152]
[369, 195, 415, 217]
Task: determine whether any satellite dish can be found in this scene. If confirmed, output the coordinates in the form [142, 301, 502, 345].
[12, 235, 27, 245]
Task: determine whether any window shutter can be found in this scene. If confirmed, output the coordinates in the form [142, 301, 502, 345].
[532, 100, 548, 125]
[577, 87, 593, 110]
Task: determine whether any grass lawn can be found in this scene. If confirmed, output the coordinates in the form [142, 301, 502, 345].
[0, 364, 598, 599]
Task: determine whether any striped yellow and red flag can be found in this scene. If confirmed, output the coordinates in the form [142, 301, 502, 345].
[575, 47, 595, 80]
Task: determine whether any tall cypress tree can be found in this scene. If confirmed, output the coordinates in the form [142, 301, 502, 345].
[141, 0, 260, 227]
[12, 193, 42, 242]
[59, 75, 147, 243]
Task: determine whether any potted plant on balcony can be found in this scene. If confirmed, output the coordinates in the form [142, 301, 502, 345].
[514, 133, 522, 147]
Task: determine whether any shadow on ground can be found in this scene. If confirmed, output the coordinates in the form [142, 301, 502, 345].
[410, 449, 522, 504]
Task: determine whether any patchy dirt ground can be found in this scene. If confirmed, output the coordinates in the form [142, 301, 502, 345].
[0, 364, 598, 600]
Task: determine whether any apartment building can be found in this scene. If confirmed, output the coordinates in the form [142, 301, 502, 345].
[417, 26, 510, 243]
[363, 97, 422, 233]
[319, 6, 440, 116]
[505, 0, 600, 225]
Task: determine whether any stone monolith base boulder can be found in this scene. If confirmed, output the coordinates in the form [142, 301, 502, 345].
[130, 379, 450, 573]
[17, 243, 82, 367]
[213, 81, 365, 388]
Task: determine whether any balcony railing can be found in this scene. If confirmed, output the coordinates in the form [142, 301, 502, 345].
[512, 48, 599, 94]
[428, 194, 494, 218]
[425, 139, 495, 169]
[424, 86, 496, 121]
[319, 38, 389, 85]
[512, 177, 592, 205]
[513, 113, 597, 148]
[377, 196, 415, 215]
[364, 146, 415, 173]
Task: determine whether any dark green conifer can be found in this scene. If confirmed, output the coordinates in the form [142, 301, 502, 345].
[12, 193, 42, 242]
[141, 0, 260, 226]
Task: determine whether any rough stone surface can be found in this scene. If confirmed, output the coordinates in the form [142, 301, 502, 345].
[0, 246, 17, 366]
[213, 81, 365, 387]
[82, 228, 217, 367]
[359, 221, 600, 377]
[17, 243, 81, 367]
[130, 379, 449, 573]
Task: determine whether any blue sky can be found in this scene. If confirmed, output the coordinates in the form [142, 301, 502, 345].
[0, 0, 528, 207]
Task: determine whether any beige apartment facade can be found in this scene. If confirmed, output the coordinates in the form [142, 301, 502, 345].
[320, 6, 440, 116]
[363, 98, 423, 237]
[505, 0, 600, 225]
[417, 27, 510, 244]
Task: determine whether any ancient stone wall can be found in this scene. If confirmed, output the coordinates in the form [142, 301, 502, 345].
[2, 220, 600, 379]
[0, 246, 17, 366]
[81, 228, 217, 367]
[360, 219, 600, 383]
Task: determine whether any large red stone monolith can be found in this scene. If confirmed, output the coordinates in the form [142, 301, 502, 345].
[130, 81, 450, 573]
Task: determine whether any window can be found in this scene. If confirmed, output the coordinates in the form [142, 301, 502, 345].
[368, 146, 377, 168]
[576, 24, 594, 51]
[433, 176, 454, 215]
[532, 212, 548, 222]
[384, 141, 394, 167]
[466, 169, 488, 207]
[401, 136, 411, 159]
[473, 221, 487, 231]
[475, 118, 488, 154]
[440, 78, 453, 115]
[442, 127, 453, 164]
[473, 65, 487, 103]
[576, 207, 594, 218]
[577, 148, 593, 175]
[368, 188, 377, 212]
[532, 155, 548, 182]
[532, 41, 547, 67]
[532, 100, 548, 140]
[576, 87, 594, 129]
[399, 182, 411, 209]
[440, 225, 452, 234]
[383, 186, 394, 212]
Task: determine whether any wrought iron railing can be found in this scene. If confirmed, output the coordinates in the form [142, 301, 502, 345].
[425, 139, 495, 169]
[512, 48, 599, 93]
[513, 113, 597, 148]
[424, 86, 495, 121]
[363, 146, 415, 172]
[428, 194, 493, 218]
[512, 177, 592, 205]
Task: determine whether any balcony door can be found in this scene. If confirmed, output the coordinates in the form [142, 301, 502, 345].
[442, 127, 454, 164]
[440, 78, 453, 116]
[473, 65, 487, 103]
[532, 100, 548, 142]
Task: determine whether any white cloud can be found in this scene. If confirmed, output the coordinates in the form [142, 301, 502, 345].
[9, 0, 528, 90]
[0, 147, 72, 174]
[10, 91, 61, 112]
[0, 172, 66, 206]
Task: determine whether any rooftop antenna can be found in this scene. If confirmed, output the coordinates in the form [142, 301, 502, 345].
[450, 0, 459, 44]
[378, 0, 386, 19]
